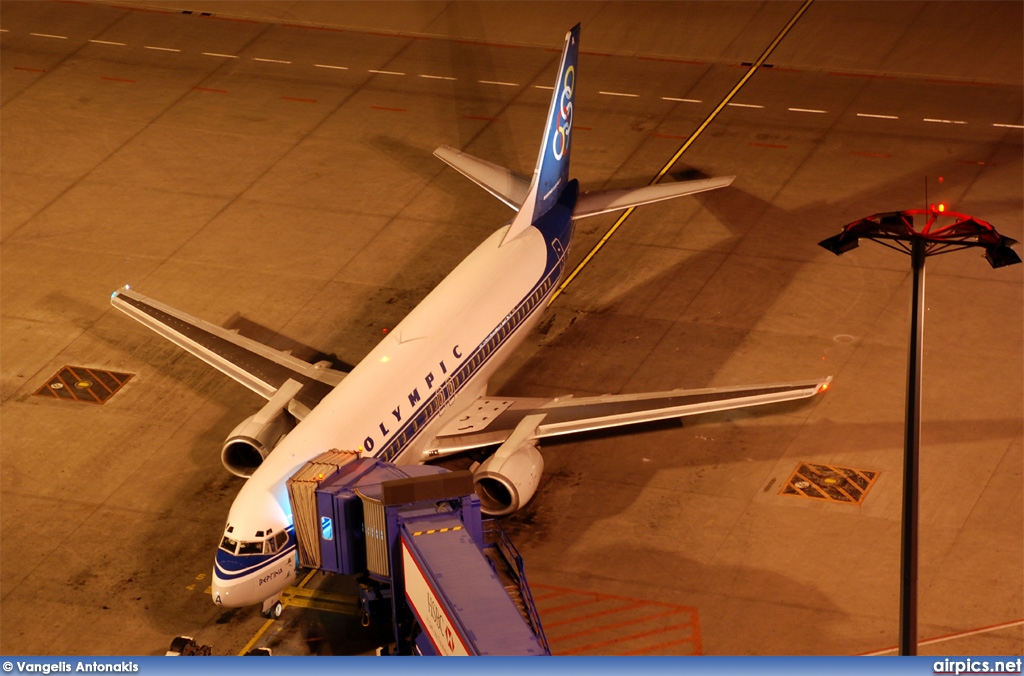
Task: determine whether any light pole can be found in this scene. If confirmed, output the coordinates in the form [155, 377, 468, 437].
[818, 207, 1020, 656]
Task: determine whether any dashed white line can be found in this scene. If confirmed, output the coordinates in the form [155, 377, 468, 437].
[419, 74, 456, 81]
[202, 52, 238, 59]
[145, 46, 180, 52]
[479, 80, 518, 87]
[727, 102, 764, 109]
[89, 39, 126, 46]
[992, 123, 1023, 129]
[315, 63, 348, 70]
[533, 85, 554, 91]
[599, 90, 639, 98]
[368, 69, 404, 76]
[254, 57, 291, 64]
[663, 96, 702, 103]
[789, 107, 827, 114]
[858, 113, 899, 120]
[30, 32, 67, 39]
[924, 118, 966, 125]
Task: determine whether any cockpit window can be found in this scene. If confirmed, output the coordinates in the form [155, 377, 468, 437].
[220, 526, 287, 557]
[238, 540, 264, 556]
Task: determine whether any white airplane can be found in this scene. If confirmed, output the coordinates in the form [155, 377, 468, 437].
[111, 24, 829, 618]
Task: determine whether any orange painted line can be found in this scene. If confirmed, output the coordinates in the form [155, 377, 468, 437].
[282, 96, 316, 103]
[574, 125, 593, 131]
[544, 601, 645, 629]
[101, 76, 136, 83]
[542, 596, 604, 614]
[83, 368, 114, 397]
[14, 66, 47, 73]
[529, 589, 572, 602]
[559, 621, 695, 655]
[371, 105, 405, 112]
[548, 608, 682, 643]
[532, 583, 685, 609]
[956, 160, 997, 166]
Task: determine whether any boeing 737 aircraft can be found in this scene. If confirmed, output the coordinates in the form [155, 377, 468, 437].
[111, 24, 829, 618]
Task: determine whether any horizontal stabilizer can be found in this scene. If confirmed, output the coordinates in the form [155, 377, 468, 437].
[434, 145, 529, 210]
[574, 176, 735, 219]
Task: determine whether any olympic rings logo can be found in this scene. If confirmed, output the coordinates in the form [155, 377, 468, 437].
[551, 65, 575, 161]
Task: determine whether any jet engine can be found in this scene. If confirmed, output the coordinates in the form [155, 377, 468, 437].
[220, 380, 304, 478]
[472, 442, 544, 517]
[221, 410, 294, 477]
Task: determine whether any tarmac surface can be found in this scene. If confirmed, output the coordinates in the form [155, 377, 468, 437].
[1, 0, 1021, 657]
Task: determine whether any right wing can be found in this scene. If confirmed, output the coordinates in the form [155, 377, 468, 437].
[427, 378, 831, 457]
[110, 287, 346, 417]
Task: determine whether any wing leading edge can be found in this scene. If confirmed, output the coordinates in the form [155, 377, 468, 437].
[110, 287, 345, 416]
[427, 378, 831, 456]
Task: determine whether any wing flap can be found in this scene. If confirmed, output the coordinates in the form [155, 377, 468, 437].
[427, 378, 829, 457]
[110, 287, 345, 405]
[573, 176, 735, 219]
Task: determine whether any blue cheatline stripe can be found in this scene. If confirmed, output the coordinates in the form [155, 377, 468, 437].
[214, 528, 296, 581]
[376, 222, 572, 464]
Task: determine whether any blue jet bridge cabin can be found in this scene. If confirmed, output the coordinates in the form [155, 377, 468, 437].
[286, 450, 549, 656]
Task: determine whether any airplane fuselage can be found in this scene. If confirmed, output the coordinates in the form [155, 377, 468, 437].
[211, 185, 577, 609]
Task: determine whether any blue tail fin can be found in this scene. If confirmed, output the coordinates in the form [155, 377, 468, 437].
[502, 23, 579, 244]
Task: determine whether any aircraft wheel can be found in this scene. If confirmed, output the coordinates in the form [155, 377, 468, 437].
[262, 601, 283, 619]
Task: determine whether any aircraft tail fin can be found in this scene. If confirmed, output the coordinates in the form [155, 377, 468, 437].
[501, 23, 579, 244]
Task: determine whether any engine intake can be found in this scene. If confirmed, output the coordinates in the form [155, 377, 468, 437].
[472, 442, 544, 516]
[221, 410, 294, 478]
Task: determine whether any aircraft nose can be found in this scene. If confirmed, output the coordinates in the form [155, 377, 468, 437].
[210, 561, 252, 608]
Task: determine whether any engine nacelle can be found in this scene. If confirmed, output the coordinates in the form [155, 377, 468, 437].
[221, 411, 294, 478]
[472, 442, 544, 516]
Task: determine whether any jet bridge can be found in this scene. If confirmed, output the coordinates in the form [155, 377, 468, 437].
[287, 451, 549, 655]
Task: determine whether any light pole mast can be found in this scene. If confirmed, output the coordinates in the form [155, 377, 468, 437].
[819, 207, 1020, 655]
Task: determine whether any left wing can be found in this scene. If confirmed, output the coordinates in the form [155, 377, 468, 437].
[425, 378, 831, 457]
[110, 287, 346, 418]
